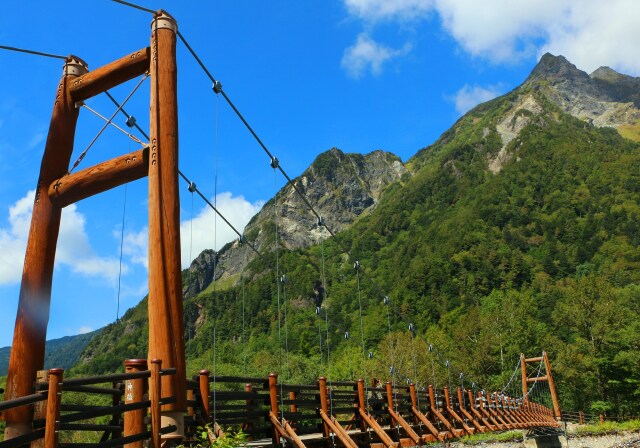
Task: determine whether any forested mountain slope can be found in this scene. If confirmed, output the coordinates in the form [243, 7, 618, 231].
[72, 54, 639, 417]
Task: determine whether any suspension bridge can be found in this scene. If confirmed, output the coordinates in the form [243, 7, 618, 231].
[0, 4, 567, 447]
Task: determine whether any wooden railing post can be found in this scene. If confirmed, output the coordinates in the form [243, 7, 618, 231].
[289, 390, 298, 429]
[428, 384, 436, 410]
[386, 381, 396, 427]
[124, 359, 147, 447]
[44, 368, 63, 448]
[268, 373, 280, 446]
[149, 359, 162, 448]
[318, 377, 330, 438]
[199, 370, 210, 422]
[243, 383, 253, 438]
[356, 379, 367, 432]
[31, 370, 49, 448]
[112, 380, 123, 440]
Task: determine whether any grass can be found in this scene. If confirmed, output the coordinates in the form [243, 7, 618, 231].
[200, 273, 240, 294]
[457, 430, 524, 445]
[569, 419, 640, 437]
[618, 122, 640, 142]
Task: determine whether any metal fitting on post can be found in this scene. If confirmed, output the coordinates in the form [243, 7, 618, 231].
[152, 10, 178, 33]
[63, 55, 88, 77]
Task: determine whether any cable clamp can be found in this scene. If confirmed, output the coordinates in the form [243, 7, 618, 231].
[344, 331, 350, 340]
[188, 182, 197, 193]
[353, 261, 360, 271]
[280, 274, 287, 284]
[213, 80, 223, 94]
[368, 351, 374, 359]
[317, 216, 324, 228]
[383, 296, 390, 305]
[126, 115, 137, 128]
[270, 157, 279, 169]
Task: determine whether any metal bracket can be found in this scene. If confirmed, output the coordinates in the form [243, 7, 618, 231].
[152, 10, 177, 33]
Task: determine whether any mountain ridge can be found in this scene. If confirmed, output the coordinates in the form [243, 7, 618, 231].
[39, 53, 640, 417]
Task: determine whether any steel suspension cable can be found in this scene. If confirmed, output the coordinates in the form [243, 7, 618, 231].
[409, 324, 420, 411]
[69, 74, 148, 173]
[81, 103, 144, 145]
[354, 261, 369, 406]
[103, 91, 262, 257]
[282, 274, 290, 381]
[319, 232, 333, 414]
[272, 167, 285, 420]
[111, 0, 493, 393]
[0, 44, 67, 60]
[187, 185, 195, 343]
[212, 91, 220, 429]
[115, 184, 127, 325]
[241, 274, 247, 376]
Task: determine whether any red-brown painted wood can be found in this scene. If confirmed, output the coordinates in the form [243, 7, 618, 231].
[4, 57, 86, 440]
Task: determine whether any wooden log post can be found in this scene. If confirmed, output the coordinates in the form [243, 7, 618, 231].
[408, 383, 441, 442]
[243, 383, 253, 438]
[356, 379, 367, 432]
[44, 368, 64, 448]
[4, 56, 87, 440]
[199, 370, 210, 423]
[268, 373, 280, 446]
[31, 370, 49, 448]
[385, 381, 396, 427]
[147, 9, 186, 442]
[288, 389, 298, 430]
[123, 359, 148, 448]
[318, 377, 330, 439]
[149, 359, 162, 448]
[520, 353, 528, 405]
[543, 352, 562, 421]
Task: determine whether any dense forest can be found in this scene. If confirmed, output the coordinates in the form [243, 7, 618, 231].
[70, 77, 640, 419]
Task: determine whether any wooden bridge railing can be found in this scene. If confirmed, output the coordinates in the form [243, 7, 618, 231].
[2, 369, 561, 447]
[190, 374, 559, 448]
[0, 359, 177, 448]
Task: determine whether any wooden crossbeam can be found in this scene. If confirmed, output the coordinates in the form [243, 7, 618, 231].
[49, 148, 148, 207]
[69, 48, 150, 102]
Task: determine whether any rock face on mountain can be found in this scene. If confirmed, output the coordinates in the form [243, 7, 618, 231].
[526, 53, 640, 131]
[183, 148, 408, 298]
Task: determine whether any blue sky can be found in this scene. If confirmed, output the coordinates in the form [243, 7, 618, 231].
[1, 0, 638, 348]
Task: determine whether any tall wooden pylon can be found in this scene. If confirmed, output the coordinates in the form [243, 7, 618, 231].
[521, 352, 562, 421]
[147, 10, 187, 439]
[3, 56, 87, 439]
[3, 10, 186, 442]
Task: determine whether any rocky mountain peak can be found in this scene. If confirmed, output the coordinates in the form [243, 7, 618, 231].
[183, 147, 408, 298]
[526, 53, 591, 85]
[524, 53, 640, 134]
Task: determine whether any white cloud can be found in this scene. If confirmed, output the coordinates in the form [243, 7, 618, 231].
[453, 84, 503, 115]
[78, 326, 92, 334]
[345, 0, 433, 22]
[122, 227, 149, 270]
[342, 33, 412, 79]
[180, 192, 264, 267]
[0, 190, 121, 285]
[27, 131, 45, 150]
[343, 0, 640, 75]
[121, 191, 264, 270]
